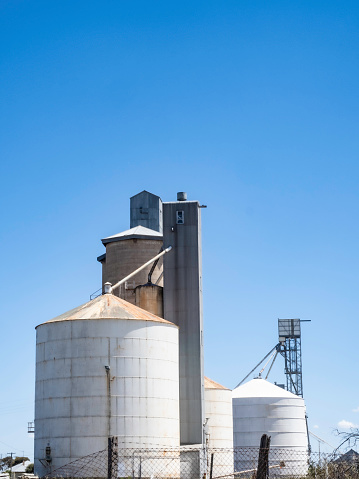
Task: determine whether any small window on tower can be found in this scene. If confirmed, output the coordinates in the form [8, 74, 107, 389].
[176, 210, 184, 224]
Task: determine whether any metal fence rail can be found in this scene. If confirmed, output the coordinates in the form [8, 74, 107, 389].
[44, 446, 359, 479]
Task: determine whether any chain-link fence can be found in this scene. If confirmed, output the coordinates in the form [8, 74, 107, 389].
[44, 445, 359, 479]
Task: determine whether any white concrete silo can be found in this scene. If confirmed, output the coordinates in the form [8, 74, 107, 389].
[34, 293, 179, 477]
[204, 377, 233, 449]
[232, 378, 308, 476]
[204, 377, 233, 479]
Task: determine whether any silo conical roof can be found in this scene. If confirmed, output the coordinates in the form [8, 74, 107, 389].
[204, 376, 230, 390]
[101, 225, 163, 244]
[232, 377, 300, 398]
[36, 293, 176, 328]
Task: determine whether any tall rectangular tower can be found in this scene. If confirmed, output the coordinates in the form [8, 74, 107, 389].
[163, 193, 204, 445]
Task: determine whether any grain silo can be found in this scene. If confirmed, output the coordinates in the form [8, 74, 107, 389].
[34, 292, 179, 477]
[204, 377, 233, 479]
[232, 378, 308, 475]
[98, 225, 164, 311]
[204, 377, 233, 449]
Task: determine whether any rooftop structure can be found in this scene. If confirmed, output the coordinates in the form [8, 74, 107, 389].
[130, 190, 163, 233]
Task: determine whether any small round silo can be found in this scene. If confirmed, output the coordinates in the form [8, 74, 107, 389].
[135, 283, 163, 317]
[232, 378, 308, 476]
[204, 377, 233, 449]
[34, 293, 179, 477]
[204, 377, 233, 478]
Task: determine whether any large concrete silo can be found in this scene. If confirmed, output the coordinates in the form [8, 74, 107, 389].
[34, 293, 179, 477]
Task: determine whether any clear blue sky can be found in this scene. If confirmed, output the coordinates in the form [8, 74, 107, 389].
[1, 0, 359, 459]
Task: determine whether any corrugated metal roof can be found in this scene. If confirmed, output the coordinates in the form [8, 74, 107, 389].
[102, 225, 162, 245]
[232, 378, 300, 399]
[204, 376, 230, 390]
[36, 293, 176, 328]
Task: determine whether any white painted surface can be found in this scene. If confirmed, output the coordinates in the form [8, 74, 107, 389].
[232, 378, 308, 475]
[232, 378, 301, 399]
[35, 300, 179, 477]
[205, 379, 233, 478]
[204, 384, 233, 449]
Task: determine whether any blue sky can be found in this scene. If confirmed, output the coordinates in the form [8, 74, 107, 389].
[1, 0, 359, 459]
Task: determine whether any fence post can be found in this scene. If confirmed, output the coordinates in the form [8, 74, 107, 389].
[108, 436, 118, 479]
[256, 434, 271, 479]
[209, 453, 214, 479]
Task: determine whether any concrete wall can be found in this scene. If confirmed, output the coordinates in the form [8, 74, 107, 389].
[135, 283, 163, 317]
[163, 200, 204, 445]
[102, 239, 163, 304]
[205, 388, 233, 449]
[35, 318, 179, 476]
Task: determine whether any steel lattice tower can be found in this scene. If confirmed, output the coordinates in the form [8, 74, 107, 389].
[278, 319, 303, 397]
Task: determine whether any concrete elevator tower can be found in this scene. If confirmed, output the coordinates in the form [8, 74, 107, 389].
[163, 192, 205, 445]
[98, 191, 164, 315]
